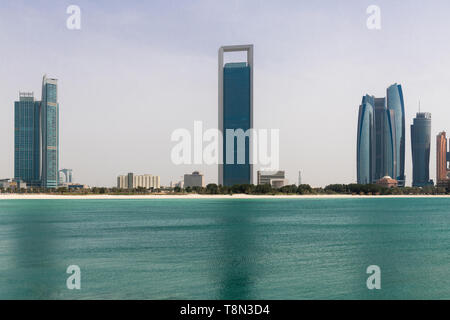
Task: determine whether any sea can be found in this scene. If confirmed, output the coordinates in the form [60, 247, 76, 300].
[0, 198, 449, 299]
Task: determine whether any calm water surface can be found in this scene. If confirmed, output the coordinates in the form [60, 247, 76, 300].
[0, 198, 449, 299]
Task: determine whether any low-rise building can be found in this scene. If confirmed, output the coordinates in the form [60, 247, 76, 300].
[257, 170, 288, 187]
[0, 179, 27, 190]
[376, 176, 398, 188]
[170, 180, 184, 188]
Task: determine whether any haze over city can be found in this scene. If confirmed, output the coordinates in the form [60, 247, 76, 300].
[1, 0, 450, 187]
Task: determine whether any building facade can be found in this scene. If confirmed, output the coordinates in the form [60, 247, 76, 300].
[14, 92, 41, 186]
[219, 45, 253, 186]
[411, 112, 432, 187]
[40, 75, 59, 188]
[117, 173, 161, 189]
[184, 171, 204, 188]
[436, 132, 450, 186]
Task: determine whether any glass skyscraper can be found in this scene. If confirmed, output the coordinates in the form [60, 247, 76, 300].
[386, 84, 406, 186]
[40, 75, 59, 188]
[373, 97, 396, 180]
[14, 92, 41, 186]
[218, 45, 253, 186]
[357, 83, 405, 185]
[357, 95, 374, 184]
[411, 112, 432, 187]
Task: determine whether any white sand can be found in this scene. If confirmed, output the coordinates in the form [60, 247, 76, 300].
[1, 193, 450, 200]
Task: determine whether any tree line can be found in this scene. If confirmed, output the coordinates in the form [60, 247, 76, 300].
[1, 182, 450, 195]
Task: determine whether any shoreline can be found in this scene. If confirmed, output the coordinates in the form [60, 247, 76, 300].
[1, 193, 450, 200]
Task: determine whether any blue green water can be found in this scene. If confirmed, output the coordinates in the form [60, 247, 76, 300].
[0, 198, 449, 299]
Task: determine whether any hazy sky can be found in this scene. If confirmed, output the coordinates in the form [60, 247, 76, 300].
[1, 0, 450, 187]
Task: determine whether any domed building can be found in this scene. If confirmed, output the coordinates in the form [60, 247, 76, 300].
[376, 176, 398, 188]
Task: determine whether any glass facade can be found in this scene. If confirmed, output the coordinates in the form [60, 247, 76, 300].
[222, 62, 251, 186]
[357, 95, 374, 184]
[14, 93, 41, 186]
[40, 76, 59, 188]
[357, 84, 405, 185]
[384, 109, 396, 179]
[386, 84, 405, 186]
[373, 97, 396, 180]
[411, 113, 432, 187]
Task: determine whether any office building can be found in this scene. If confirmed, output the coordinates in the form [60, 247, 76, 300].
[373, 97, 396, 181]
[40, 75, 59, 188]
[436, 132, 450, 186]
[357, 84, 405, 185]
[184, 171, 204, 188]
[219, 45, 253, 186]
[411, 113, 433, 187]
[357, 95, 375, 184]
[14, 92, 41, 186]
[13, 75, 60, 189]
[257, 170, 287, 188]
[386, 84, 406, 186]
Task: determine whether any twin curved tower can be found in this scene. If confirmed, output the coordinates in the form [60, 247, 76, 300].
[357, 84, 405, 186]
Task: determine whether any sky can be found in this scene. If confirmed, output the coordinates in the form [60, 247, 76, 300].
[1, 0, 450, 187]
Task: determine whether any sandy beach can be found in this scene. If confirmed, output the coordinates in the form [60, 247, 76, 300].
[1, 193, 450, 200]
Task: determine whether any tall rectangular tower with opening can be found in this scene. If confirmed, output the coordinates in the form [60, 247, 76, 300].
[218, 45, 253, 186]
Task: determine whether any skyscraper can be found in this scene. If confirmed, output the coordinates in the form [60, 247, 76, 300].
[386, 83, 406, 186]
[436, 132, 450, 186]
[411, 112, 432, 187]
[373, 97, 396, 181]
[40, 75, 59, 188]
[14, 92, 41, 186]
[218, 45, 253, 186]
[357, 84, 405, 185]
[357, 95, 375, 184]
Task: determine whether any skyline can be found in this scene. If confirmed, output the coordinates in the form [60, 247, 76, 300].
[2, 1, 450, 187]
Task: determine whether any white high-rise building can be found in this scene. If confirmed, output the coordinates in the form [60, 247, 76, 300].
[117, 173, 160, 189]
